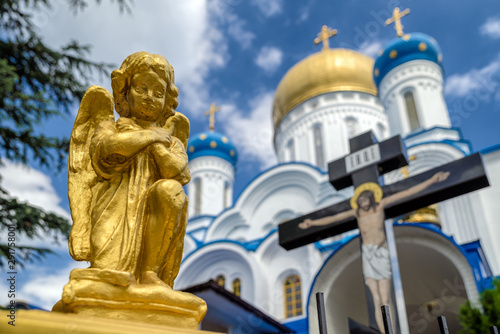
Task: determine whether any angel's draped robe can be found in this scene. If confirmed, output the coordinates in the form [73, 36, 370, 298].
[89, 117, 190, 287]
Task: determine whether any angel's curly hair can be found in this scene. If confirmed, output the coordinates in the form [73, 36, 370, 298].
[111, 51, 179, 127]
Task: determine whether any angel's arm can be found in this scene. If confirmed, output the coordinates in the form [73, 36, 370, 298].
[149, 138, 190, 184]
[95, 121, 171, 165]
[298, 209, 356, 229]
[381, 171, 450, 207]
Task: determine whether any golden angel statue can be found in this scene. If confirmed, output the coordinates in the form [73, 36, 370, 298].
[56, 52, 205, 328]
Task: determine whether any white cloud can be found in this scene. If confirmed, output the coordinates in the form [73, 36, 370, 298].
[0, 279, 10, 307]
[297, 10, 309, 23]
[480, 17, 500, 39]
[223, 92, 277, 170]
[295, 1, 314, 24]
[226, 14, 255, 49]
[255, 46, 283, 74]
[0, 161, 69, 219]
[358, 40, 383, 58]
[252, 0, 283, 17]
[444, 54, 500, 98]
[31, 1, 230, 115]
[19, 260, 88, 310]
[209, 1, 255, 49]
[0, 161, 71, 250]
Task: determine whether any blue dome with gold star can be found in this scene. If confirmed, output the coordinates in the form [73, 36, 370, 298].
[373, 32, 443, 87]
[187, 131, 238, 167]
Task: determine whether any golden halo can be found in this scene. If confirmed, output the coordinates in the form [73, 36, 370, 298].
[350, 182, 383, 209]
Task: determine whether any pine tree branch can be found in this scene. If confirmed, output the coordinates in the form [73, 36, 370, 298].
[0, 0, 132, 269]
[0, 190, 70, 268]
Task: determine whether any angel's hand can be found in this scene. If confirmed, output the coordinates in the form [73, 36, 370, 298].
[149, 127, 172, 147]
[298, 219, 313, 230]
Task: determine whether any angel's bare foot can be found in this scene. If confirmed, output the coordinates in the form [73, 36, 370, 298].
[141, 271, 171, 288]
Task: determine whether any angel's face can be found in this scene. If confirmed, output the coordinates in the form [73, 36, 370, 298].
[127, 69, 167, 123]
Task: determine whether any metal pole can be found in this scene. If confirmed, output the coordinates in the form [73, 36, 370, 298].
[385, 219, 410, 334]
[381, 305, 393, 334]
[316, 292, 328, 334]
[490, 326, 499, 334]
[437, 316, 449, 334]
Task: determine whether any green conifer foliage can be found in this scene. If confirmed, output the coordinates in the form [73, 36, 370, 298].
[0, 0, 130, 267]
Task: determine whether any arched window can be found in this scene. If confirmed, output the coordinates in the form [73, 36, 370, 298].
[215, 274, 225, 288]
[377, 123, 386, 140]
[345, 116, 358, 138]
[223, 181, 230, 209]
[404, 91, 420, 131]
[313, 125, 325, 168]
[232, 278, 241, 297]
[283, 275, 303, 318]
[287, 139, 295, 161]
[194, 178, 202, 215]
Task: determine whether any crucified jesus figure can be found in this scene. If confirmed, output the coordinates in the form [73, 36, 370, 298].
[299, 171, 450, 333]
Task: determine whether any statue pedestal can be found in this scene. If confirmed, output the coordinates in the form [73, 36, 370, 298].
[0, 310, 219, 334]
[53, 268, 206, 330]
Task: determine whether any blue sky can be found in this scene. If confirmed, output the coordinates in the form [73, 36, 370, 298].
[2, 0, 500, 309]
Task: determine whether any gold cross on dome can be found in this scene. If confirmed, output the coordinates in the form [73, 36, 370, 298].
[385, 7, 410, 37]
[314, 25, 338, 50]
[204, 103, 221, 132]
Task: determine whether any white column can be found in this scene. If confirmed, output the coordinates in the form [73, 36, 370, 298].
[378, 60, 451, 138]
[188, 156, 235, 217]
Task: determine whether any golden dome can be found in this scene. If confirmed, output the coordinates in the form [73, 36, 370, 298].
[273, 48, 378, 130]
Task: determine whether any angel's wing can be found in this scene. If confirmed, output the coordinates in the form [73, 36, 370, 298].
[68, 86, 114, 261]
[165, 111, 190, 149]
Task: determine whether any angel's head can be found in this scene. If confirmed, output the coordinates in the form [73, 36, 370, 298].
[111, 52, 179, 126]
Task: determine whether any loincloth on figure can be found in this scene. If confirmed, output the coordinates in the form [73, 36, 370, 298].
[362, 243, 392, 280]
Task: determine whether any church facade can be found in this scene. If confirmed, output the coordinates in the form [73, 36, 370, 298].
[175, 29, 500, 334]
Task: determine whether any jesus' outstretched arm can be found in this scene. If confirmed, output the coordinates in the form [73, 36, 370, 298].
[381, 171, 450, 207]
[298, 209, 356, 229]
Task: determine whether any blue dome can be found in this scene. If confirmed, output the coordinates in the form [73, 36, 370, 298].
[373, 32, 443, 87]
[187, 131, 238, 167]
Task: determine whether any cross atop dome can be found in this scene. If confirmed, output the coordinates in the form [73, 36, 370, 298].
[314, 25, 338, 51]
[204, 103, 221, 132]
[189, 102, 237, 168]
[385, 7, 410, 37]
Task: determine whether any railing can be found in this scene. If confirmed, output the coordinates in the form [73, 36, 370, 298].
[314, 292, 499, 334]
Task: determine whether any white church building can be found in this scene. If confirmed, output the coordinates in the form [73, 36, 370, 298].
[175, 30, 500, 334]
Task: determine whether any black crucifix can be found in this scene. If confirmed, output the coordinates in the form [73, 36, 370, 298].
[278, 131, 489, 333]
